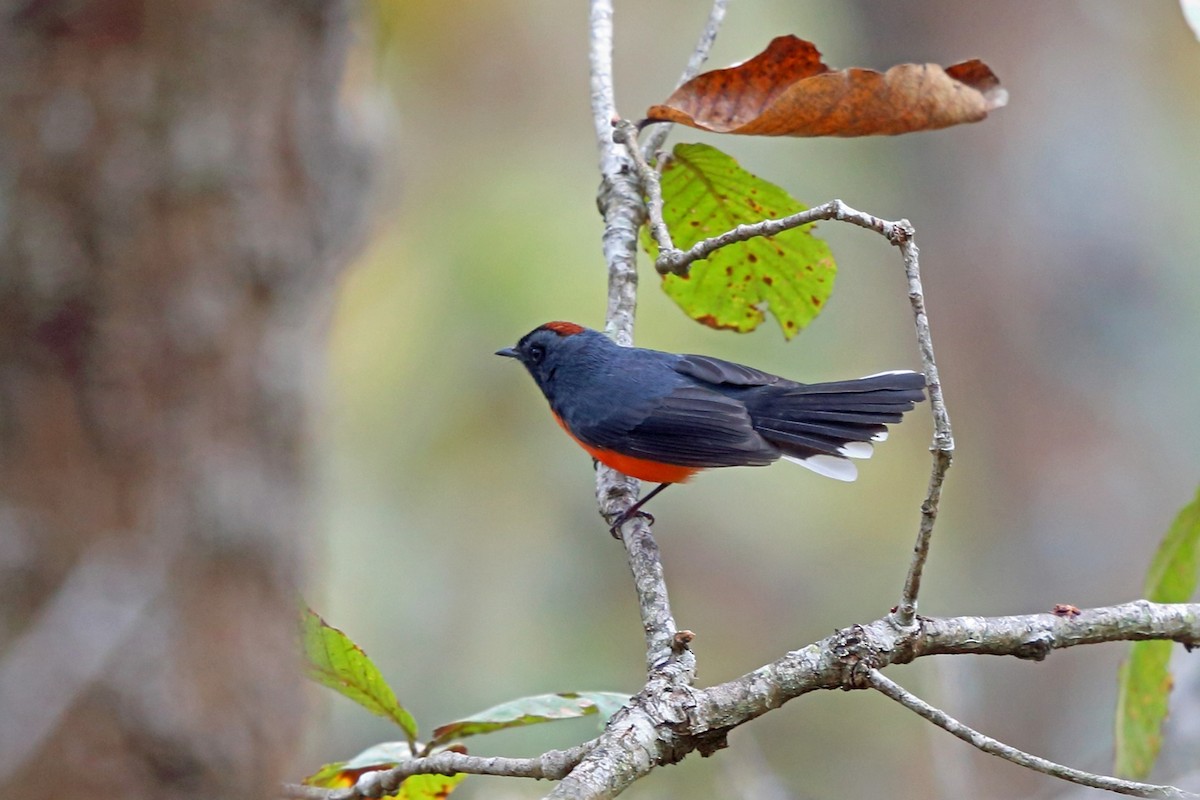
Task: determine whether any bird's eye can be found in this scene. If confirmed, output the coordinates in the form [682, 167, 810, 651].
[527, 343, 546, 364]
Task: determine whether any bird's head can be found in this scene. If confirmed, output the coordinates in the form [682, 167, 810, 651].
[496, 321, 600, 392]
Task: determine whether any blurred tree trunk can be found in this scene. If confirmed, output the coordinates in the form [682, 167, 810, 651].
[0, 2, 369, 798]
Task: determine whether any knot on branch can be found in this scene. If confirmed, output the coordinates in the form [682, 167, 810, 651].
[887, 609, 923, 649]
[887, 219, 915, 245]
[610, 115, 637, 145]
[655, 250, 688, 277]
[694, 728, 730, 757]
[1013, 631, 1055, 661]
[651, 683, 730, 762]
[831, 624, 886, 690]
[540, 746, 589, 778]
[627, 682, 710, 765]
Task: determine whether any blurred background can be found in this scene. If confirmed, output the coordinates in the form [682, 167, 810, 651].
[315, 2, 1200, 798]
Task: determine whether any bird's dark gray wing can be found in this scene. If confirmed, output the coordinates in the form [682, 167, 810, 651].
[571, 384, 779, 469]
[672, 354, 794, 387]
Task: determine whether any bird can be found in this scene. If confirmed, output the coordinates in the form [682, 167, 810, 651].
[497, 321, 926, 533]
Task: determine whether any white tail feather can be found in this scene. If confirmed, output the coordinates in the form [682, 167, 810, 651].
[838, 441, 874, 459]
[783, 454, 858, 481]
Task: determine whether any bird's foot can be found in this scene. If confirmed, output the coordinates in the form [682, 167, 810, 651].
[609, 510, 655, 539]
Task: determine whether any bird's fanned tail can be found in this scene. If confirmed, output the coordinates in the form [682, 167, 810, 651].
[750, 371, 926, 481]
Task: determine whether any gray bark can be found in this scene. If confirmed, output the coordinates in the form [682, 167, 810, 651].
[0, 2, 370, 798]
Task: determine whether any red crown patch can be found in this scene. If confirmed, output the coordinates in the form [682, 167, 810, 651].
[542, 321, 585, 337]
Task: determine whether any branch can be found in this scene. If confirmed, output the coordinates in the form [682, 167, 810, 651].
[287, 599, 1198, 800]
[695, 601, 1200, 733]
[910, 601, 1200, 657]
[586, 0, 645, 564]
[279, 743, 594, 800]
[589, 0, 642, 348]
[865, 669, 1197, 799]
[588, 0, 689, 683]
[543, 602, 1197, 800]
[541, 2, 728, 797]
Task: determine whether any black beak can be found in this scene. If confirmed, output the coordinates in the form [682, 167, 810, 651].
[495, 347, 518, 359]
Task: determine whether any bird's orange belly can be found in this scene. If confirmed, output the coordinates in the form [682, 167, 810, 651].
[551, 413, 698, 483]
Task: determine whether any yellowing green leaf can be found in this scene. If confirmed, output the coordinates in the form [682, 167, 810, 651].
[396, 773, 466, 800]
[303, 743, 466, 800]
[1114, 486, 1200, 778]
[304, 760, 353, 789]
[302, 608, 418, 746]
[644, 142, 836, 339]
[1115, 643, 1173, 779]
[430, 691, 629, 746]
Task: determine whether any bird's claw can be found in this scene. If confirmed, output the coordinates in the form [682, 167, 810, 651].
[609, 509, 655, 539]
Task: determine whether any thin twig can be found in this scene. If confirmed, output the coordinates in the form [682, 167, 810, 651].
[892, 226, 954, 627]
[613, 119, 673, 256]
[538, 2, 708, 798]
[864, 669, 1197, 799]
[589, 0, 641, 347]
[641, 0, 729, 158]
[647, 198, 901, 276]
[279, 744, 595, 800]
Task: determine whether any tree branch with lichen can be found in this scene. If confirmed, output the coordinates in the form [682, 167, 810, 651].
[284, 602, 1200, 799]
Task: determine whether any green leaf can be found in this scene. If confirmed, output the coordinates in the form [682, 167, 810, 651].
[302, 608, 419, 745]
[303, 744, 466, 800]
[1114, 642, 1173, 780]
[1143, 488, 1200, 603]
[1114, 486, 1200, 778]
[304, 760, 352, 789]
[644, 142, 836, 339]
[430, 691, 630, 745]
[395, 773, 466, 800]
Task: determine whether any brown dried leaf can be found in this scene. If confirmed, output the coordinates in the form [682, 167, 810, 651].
[645, 35, 1007, 137]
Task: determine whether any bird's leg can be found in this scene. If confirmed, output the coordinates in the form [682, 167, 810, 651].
[609, 482, 672, 538]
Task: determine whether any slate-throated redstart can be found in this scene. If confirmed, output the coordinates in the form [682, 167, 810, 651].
[497, 322, 926, 531]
